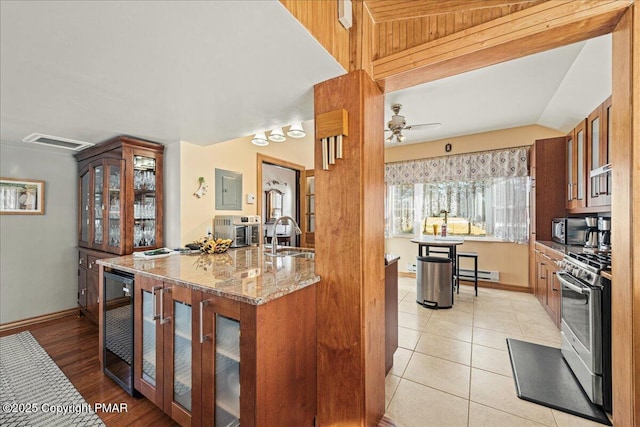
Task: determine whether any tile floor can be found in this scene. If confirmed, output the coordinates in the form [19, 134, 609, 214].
[384, 277, 608, 427]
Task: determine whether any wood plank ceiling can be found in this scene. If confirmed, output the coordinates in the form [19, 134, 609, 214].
[364, 0, 546, 58]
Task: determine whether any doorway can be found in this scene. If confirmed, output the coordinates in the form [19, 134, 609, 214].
[256, 154, 305, 247]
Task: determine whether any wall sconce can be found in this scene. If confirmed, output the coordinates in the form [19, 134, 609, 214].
[251, 132, 269, 146]
[287, 122, 306, 138]
[194, 177, 208, 198]
[268, 127, 286, 142]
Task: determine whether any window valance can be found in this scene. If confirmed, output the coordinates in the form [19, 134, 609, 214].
[384, 146, 529, 185]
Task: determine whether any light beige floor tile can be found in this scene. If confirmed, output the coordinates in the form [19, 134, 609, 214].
[473, 316, 523, 335]
[430, 307, 474, 326]
[472, 327, 523, 351]
[552, 409, 610, 427]
[386, 379, 469, 427]
[385, 374, 401, 409]
[398, 300, 426, 316]
[424, 317, 473, 342]
[469, 402, 551, 427]
[415, 332, 472, 365]
[471, 344, 514, 377]
[404, 352, 471, 398]
[474, 299, 515, 314]
[511, 300, 550, 314]
[470, 368, 556, 426]
[398, 311, 430, 331]
[398, 326, 421, 350]
[389, 347, 412, 377]
[453, 299, 475, 313]
[474, 308, 518, 322]
[520, 321, 562, 344]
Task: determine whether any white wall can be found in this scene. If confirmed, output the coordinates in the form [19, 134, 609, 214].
[164, 141, 181, 249]
[0, 144, 78, 323]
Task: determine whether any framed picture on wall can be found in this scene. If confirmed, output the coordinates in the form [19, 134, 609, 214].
[0, 177, 45, 215]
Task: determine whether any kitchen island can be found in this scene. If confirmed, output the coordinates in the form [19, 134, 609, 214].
[97, 246, 319, 427]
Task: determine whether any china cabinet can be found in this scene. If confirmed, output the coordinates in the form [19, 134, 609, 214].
[76, 136, 164, 256]
[76, 136, 164, 322]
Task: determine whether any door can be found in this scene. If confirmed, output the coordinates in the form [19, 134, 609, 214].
[163, 284, 201, 426]
[105, 159, 125, 254]
[200, 295, 242, 427]
[134, 275, 165, 407]
[79, 166, 91, 248]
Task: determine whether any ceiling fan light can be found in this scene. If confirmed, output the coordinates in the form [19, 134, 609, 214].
[287, 122, 306, 138]
[397, 134, 406, 143]
[268, 127, 286, 142]
[385, 134, 394, 143]
[251, 132, 269, 146]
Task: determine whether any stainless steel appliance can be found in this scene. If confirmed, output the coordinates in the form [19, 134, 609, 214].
[103, 269, 136, 396]
[558, 252, 611, 411]
[214, 215, 260, 248]
[552, 217, 589, 245]
[598, 217, 611, 252]
[584, 217, 599, 249]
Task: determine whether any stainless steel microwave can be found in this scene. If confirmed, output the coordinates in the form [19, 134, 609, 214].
[552, 217, 588, 245]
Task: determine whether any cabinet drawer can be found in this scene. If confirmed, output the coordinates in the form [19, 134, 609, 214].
[78, 252, 88, 268]
[87, 255, 101, 271]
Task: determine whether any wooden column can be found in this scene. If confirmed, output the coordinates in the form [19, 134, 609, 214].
[611, 7, 639, 426]
[314, 70, 385, 426]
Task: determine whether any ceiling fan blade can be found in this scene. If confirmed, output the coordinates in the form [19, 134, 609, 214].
[404, 122, 442, 130]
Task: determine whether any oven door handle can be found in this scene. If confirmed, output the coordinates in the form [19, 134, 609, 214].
[557, 271, 591, 295]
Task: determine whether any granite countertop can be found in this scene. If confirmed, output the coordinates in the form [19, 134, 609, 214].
[385, 253, 400, 266]
[97, 246, 320, 305]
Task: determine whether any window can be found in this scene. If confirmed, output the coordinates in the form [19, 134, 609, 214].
[386, 176, 530, 243]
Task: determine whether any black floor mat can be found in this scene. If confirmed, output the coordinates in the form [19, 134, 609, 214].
[506, 338, 611, 426]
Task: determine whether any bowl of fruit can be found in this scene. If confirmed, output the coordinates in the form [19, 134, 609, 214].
[193, 236, 233, 254]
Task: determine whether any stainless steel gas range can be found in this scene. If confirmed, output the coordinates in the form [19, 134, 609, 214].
[558, 251, 612, 412]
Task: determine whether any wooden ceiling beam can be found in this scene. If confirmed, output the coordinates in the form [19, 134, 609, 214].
[372, 0, 631, 93]
[365, 0, 537, 22]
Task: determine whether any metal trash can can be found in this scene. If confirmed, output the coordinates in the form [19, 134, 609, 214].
[416, 256, 453, 309]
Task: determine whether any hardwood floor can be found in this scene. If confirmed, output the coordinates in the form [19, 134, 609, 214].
[0, 314, 177, 426]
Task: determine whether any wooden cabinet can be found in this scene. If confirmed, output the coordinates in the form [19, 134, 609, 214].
[134, 275, 317, 427]
[528, 137, 566, 289]
[587, 96, 612, 207]
[75, 136, 164, 256]
[566, 119, 588, 210]
[566, 96, 612, 213]
[77, 248, 105, 323]
[534, 243, 562, 327]
[134, 276, 202, 426]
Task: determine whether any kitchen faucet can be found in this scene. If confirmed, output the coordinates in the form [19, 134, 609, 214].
[271, 216, 302, 255]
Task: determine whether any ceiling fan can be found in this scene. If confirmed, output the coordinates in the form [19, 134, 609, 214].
[385, 103, 442, 144]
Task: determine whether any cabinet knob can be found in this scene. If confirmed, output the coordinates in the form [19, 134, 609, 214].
[79, 258, 83, 265]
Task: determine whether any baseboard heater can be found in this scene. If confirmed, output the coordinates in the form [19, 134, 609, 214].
[459, 268, 500, 282]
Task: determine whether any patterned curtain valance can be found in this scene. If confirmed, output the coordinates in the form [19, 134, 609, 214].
[385, 146, 529, 185]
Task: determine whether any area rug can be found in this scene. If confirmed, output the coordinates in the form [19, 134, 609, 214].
[0, 331, 105, 426]
[506, 338, 611, 426]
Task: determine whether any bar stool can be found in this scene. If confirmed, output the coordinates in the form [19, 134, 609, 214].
[456, 251, 478, 296]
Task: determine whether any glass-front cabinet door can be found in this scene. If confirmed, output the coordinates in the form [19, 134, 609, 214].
[133, 155, 158, 250]
[215, 314, 240, 427]
[134, 276, 165, 408]
[79, 167, 90, 246]
[92, 162, 105, 249]
[105, 159, 124, 253]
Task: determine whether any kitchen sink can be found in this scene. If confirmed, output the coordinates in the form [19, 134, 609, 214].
[264, 249, 315, 259]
